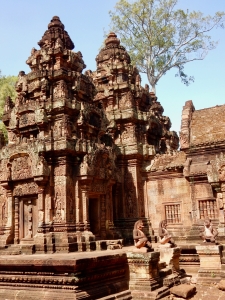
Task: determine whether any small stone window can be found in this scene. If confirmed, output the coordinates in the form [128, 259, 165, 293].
[165, 204, 181, 224]
[199, 200, 218, 219]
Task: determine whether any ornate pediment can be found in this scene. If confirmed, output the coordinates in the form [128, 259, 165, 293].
[79, 144, 119, 181]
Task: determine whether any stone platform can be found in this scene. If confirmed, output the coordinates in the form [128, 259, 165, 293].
[0, 248, 130, 300]
[0, 246, 179, 300]
[196, 244, 223, 283]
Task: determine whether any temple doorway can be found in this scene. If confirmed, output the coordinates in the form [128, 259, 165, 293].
[19, 197, 38, 241]
[89, 197, 100, 238]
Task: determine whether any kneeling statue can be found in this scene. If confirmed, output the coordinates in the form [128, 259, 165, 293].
[133, 220, 152, 249]
[158, 220, 175, 247]
[200, 217, 218, 243]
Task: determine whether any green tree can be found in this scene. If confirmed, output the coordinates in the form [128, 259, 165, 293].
[0, 71, 17, 139]
[109, 0, 224, 92]
[0, 71, 17, 117]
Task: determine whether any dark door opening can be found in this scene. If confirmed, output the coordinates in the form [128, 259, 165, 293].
[89, 198, 100, 237]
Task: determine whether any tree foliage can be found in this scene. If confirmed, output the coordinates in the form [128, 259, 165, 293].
[0, 71, 17, 139]
[109, 0, 224, 92]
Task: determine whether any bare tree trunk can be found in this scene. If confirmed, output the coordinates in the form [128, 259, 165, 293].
[147, 70, 156, 94]
[151, 84, 156, 94]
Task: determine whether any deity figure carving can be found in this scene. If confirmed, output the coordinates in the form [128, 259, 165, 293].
[219, 165, 225, 182]
[3, 96, 14, 114]
[53, 192, 64, 223]
[158, 220, 176, 247]
[53, 80, 68, 99]
[133, 220, 152, 250]
[35, 156, 49, 176]
[200, 217, 218, 243]
[15, 71, 28, 106]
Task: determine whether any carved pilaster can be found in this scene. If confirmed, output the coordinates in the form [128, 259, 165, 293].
[190, 181, 197, 223]
[81, 187, 90, 231]
[100, 194, 106, 239]
[27, 200, 32, 238]
[37, 188, 44, 227]
[75, 178, 80, 226]
[14, 197, 19, 244]
[6, 191, 13, 228]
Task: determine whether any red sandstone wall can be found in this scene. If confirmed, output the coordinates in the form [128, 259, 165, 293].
[146, 176, 191, 237]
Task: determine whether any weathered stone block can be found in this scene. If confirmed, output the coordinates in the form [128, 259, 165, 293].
[170, 284, 196, 298]
[127, 251, 161, 294]
[196, 245, 222, 270]
[155, 246, 181, 273]
[217, 279, 225, 291]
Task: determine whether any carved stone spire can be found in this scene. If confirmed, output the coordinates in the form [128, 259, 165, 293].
[38, 16, 74, 50]
[96, 32, 131, 65]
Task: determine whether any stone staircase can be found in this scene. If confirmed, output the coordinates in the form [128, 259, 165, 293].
[158, 261, 181, 288]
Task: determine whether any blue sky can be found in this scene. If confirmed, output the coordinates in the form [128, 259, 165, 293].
[0, 0, 225, 134]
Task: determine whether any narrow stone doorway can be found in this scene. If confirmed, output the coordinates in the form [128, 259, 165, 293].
[89, 197, 100, 238]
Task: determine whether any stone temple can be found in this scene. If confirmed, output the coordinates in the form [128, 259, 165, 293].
[0, 16, 225, 299]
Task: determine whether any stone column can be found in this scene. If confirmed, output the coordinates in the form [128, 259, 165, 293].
[221, 184, 225, 231]
[190, 181, 197, 223]
[14, 197, 19, 244]
[81, 186, 90, 231]
[27, 199, 32, 238]
[6, 191, 13, 228]
[80, 185, 96, 242]
[100, 194, 106, 239]
[37, 187, 44, 227]
[75, 178, 80, 227]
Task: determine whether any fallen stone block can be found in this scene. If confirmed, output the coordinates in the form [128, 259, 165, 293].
[217, 279, 225, 291]
[170, 284, 196, 298]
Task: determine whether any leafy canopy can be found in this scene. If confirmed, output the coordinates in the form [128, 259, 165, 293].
[0, 71, 17, 138]
[109, 0, 224, 92]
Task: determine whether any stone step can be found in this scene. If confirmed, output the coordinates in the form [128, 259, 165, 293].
[0, 244, 22, 255]
[163, 273, 180, 288]
[158, 261, 167, 270]
[99, 290, 132, 300]
[0, 240, 123, 255]
[131, 286, 170, 300]
[159, 267, 172, 277]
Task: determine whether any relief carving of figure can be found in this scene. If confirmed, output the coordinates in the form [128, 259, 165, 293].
[6, 163, 12, 181]
[35, 156, 50, 176]
[53, 192, 64, 223]
[79, 154, 90, 176]
[53, 80, 68, 99]
[0, 196, 7, 227]
[54, 37, 63, 50]
[219, 165, 225, 182]
[3, 96, 14, 114]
